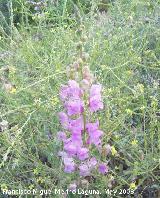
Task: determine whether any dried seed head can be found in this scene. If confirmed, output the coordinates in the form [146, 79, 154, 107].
[104, 144, 112, 156]
[82, 66, 94, 84]
[108, 182, 112, 188]
[77, 58, 83, 65]
[81, 179, 89, 187]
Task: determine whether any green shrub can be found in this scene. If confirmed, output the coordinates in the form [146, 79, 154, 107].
[0, 0, 159, 197]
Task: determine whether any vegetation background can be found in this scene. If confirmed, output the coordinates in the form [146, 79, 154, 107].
[0, 0, 160, 197]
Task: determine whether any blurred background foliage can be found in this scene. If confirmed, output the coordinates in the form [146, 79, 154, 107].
[0, 0, 115, 30]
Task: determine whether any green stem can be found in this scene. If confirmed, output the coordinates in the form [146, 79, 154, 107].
[79, 40, 87, 146]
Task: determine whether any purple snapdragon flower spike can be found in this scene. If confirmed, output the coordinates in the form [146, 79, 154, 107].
[58, 52, 106, 177]
[79, 164, 90, 176]
[77, 148, 89, 160]
[58, 112, 69, 130]
[98, 163, 108, 174]
[64, 157, 75, 173]
[89, 84, 103, 112]
[65, 99, 84, 116]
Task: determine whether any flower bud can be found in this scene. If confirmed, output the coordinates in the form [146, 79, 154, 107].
[66, 66, 71, 78]
[77, 58, 83, 65]
[80, 79, 90, 91]
[72, 61, 80, 70]
[76, 41, 83, 50]
[81, 53, 89, 62]
[83, 65, 90, 74]
[108, 175, 115, 188]
[81, 35, 88, 43]
[74, 72, 79, 81]
[82, 66, 94, 84]
[66, 66, 76, 79]
[70, 69, 77, 80]
[76, 28, 83, 36]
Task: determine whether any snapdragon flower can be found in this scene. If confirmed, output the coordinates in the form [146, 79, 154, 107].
[60, 80, 83, 101]
[88, 157, 97, 169]
[89, 84, 104, 112]
[63, 157, 75, 173]
[77, 148, 89, 160]
[57, 131, 67, 142]
[58, 112, 69, 130]
[86, 121, 103, 146]
[98, 163, 109, 174]
[79, 164, 90, 176]
[65, 98, 84, 116]
[69, 116, 84, 133]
